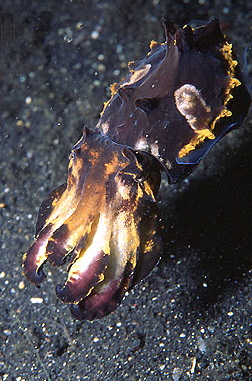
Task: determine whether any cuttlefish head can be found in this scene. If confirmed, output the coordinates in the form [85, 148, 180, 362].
[23, 127, 162, 320]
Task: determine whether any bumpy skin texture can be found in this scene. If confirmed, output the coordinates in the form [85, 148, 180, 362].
[23, 18, 250, 321]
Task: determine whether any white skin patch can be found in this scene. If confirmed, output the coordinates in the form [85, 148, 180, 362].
[135, 138, 159, 158]
[150, 142, 159, 158]
[174, 84, 212, 131]
[101, 121, 109, 134]
[134, 137, 149, 151]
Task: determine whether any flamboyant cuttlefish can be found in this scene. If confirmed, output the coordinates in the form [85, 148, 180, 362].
[23, 18, 251, 321]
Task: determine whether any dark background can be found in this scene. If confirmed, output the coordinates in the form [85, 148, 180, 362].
[0, 1, 251, 380]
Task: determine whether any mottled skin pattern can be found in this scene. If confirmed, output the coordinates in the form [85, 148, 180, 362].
[23, 18, 250, 321]
[23, 129, 162, 320]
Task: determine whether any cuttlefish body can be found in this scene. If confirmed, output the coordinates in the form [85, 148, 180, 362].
[23, 18, 250, 321]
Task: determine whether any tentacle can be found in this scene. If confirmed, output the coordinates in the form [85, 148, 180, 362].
[69, 153, 162, 320]
[55, 212, 112, 303]
[23, 128, 162, 319]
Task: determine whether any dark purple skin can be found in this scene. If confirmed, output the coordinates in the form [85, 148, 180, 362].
[98, 17, 250, 182]
[23, 18, 250, 321]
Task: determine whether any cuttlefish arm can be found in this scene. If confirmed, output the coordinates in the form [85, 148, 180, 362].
[23, 128, 162, 320]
